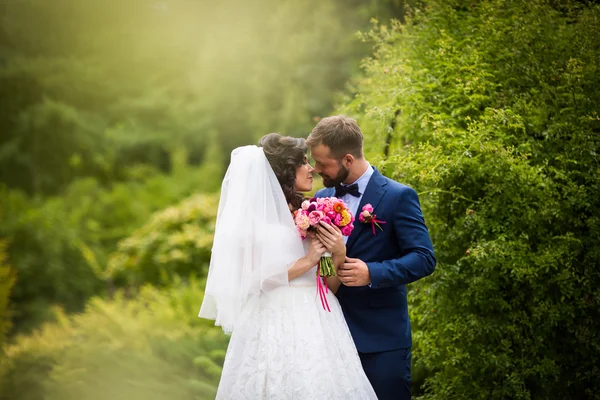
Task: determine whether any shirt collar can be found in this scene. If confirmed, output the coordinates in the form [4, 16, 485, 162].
[343, 162, 373, 196]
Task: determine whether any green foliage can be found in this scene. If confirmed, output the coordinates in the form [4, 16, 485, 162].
[60, 155, 223, 255]
[0, 239, 16, 349]
[0, 0, 395, 339]
[0, 187, 106, 334]
[340, 0, 600, 398]
[0, 0, 369, 195]
[0, 159, 222, 334]
[0, 279, 228, 400]
[107, 194, 218, 288]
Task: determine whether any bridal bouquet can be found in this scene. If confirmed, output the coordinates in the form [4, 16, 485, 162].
[293, 197, 355, 311]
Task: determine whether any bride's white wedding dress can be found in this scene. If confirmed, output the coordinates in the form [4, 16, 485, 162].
[198, 146, 376, 399]
[215, 241, 377, 399]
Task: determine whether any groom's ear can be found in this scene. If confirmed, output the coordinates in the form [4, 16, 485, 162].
[343, 154, 355, 167]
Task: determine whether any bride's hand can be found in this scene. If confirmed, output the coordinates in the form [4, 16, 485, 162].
[307, 238, 328, 266]
[316, 222, 346, 258]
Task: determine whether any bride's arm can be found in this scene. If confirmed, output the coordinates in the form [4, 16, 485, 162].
[288, 239, 326, 282]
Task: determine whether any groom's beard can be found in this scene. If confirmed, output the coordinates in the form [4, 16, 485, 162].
[321, 163, 350, 188]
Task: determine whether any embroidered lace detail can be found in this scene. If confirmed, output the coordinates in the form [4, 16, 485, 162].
[215, 270, 376, 399]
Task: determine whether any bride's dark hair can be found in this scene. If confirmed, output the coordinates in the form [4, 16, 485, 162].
[258, 133, 308, 210]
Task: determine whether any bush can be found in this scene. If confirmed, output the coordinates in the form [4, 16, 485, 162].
[340, 1, 600, 398]
[0, 187, 106, 334]
[107, 194, 218, 288]
[0, 239, 16, 349]
[0, 159, 222, 335]
[0, 279, 227, 400]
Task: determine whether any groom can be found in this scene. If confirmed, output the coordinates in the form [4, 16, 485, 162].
[308, 116, 436, 400]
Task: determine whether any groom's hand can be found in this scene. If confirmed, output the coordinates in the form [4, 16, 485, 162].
[338, 257, 371, 287]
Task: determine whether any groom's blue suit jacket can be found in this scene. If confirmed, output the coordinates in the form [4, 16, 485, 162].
[316, 168, 435, 353]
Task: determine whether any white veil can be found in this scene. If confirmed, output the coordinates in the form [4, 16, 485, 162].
[198, 145, 305, 333]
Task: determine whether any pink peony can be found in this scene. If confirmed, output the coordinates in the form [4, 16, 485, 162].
[363, 204, 374, 213]
[309, 210, 324, 226]
[301, 200, 310, 210]
[320, 216, 332, 226]
[340, 223, 354, 236]
[334, 213, 343, 226]
[326, 211, 337, 220]
[295, 213, 310, 230]
[360, 209, 371, 221]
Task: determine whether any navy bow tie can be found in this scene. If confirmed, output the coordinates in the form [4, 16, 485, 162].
[335, 183, 361, 198]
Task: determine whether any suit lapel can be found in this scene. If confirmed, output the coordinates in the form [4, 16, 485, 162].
[346, 168, 387, 251]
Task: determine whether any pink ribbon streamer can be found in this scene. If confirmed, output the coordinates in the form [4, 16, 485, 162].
[316, 261, 331, 312]
[370, 218, 387, 235]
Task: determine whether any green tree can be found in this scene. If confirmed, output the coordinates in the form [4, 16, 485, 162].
[339, 0, 600, 398]
[0, 0, 371, 195]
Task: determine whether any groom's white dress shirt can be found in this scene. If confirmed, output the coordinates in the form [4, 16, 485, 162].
[337, 163, 373, 245]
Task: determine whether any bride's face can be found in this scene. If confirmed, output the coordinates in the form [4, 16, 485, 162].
[295, 155, 314, 192]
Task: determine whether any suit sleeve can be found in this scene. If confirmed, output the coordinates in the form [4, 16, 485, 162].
[367, 186, 436, 288]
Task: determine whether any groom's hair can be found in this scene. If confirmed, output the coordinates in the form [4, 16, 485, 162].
[307, 115, 364, 159]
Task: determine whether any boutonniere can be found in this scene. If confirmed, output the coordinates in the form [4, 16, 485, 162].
[359, 204, 386, 235]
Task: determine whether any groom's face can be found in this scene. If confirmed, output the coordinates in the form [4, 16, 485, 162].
[310, 144, 350, 188]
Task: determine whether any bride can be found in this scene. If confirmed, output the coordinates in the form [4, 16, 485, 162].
[199, 133, 377, 399]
